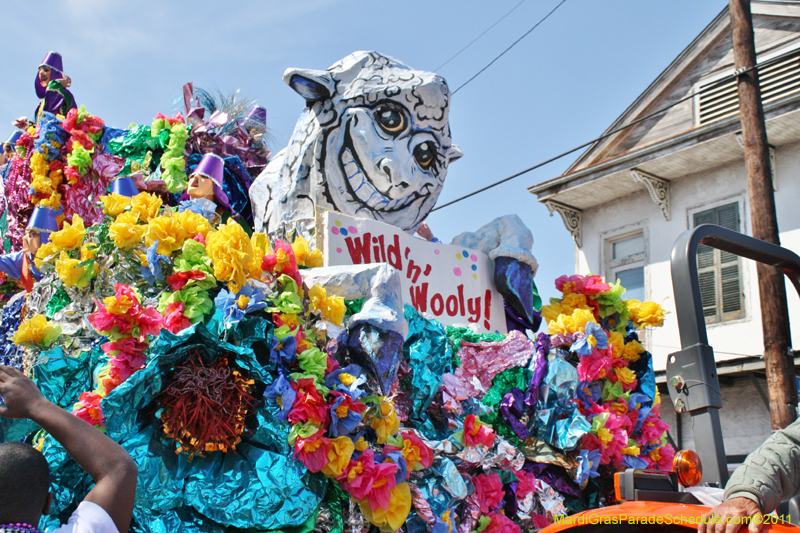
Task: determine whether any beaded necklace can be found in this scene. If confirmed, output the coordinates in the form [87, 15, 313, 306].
[0, 524, 43, 533]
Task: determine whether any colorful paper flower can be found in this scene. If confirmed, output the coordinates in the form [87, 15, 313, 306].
[13, 314, 62, 347]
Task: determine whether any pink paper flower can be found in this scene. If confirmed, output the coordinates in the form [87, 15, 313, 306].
[577, 349, 612, 382]
[463, 414, 496, 447]
[473, 471, 504, 514]
[484, 513, 521, 533]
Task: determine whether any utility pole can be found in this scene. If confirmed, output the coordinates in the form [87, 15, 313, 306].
[729, 0, 796, 429]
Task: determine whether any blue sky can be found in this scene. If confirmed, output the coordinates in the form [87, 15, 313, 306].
[0, 0, 728, 306]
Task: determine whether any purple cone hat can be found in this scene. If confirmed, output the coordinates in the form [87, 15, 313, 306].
[6, 131, 22, 145]
[28, 206, 60, 243]
[192, 153, 230, 210]
[39, 52, 64, 74]
[245, 105, 267, 127]
[109, 176, 140, 197]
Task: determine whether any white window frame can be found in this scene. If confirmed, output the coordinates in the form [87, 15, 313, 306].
[600, 222, 649, 299]
[686, 194, 750, 326]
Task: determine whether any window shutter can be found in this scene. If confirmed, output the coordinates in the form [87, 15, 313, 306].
[692, 202, 743, 323]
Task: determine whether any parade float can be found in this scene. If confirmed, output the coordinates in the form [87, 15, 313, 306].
[0, 51, 671, 533]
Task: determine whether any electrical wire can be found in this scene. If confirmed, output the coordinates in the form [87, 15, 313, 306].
[432, 48, 798, 212]
[435, 0, 529, 72]
[451, 0, 568, 95]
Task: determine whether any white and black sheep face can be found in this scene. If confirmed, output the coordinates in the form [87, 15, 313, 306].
[251, 51, 461, 235]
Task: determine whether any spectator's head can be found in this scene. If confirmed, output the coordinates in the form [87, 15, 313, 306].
[2, 143, 12, 157]
[0, 442, 52, 525]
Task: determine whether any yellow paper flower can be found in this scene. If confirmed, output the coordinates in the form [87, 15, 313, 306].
[292, 235, 324, 268]
[541, 292, 590, 324]
[370, 398, 400, 444]
[109, 211, 146, 249]
[615, 366, 637, 386]
[174, 209, 212, 239]
[627, 299, 665, 328]
[547, 308, 596, 336]
[34, 242, 63, 269]
[49, 214, 85, 251]
[100, 193, 131, 217]
[145, 213, 188, 256]
[607, 330, 625, 359]
[360, 482, 412, 532]
[103, 293, 135, 315]
[39, 193, 62, 210]
[321, 436, 355, 479]
[55, 252, 88, 288]
[309, 283, 346, 325]
[205, 220, 254, 292]
[246, 233, 271, 279]
[130, 192, 163, 222]
[621, 339, 644, 363]
[13, 314, 61, 347]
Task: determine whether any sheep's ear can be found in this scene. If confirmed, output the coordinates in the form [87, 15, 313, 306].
[447, 144, 463, 163]
[283, 68, 335, 102]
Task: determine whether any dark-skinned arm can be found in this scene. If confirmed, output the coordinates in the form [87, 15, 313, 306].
[0, 365, 137, 533]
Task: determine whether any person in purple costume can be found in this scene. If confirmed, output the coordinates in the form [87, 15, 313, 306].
[34, 52, 76, 121]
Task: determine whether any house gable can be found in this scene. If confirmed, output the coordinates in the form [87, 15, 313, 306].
[530, 1, 800, 228]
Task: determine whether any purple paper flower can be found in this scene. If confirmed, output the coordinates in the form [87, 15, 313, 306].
[499, 388, 529, 440]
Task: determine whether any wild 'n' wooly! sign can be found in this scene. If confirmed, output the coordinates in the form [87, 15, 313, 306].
[321, 211, 506, 334]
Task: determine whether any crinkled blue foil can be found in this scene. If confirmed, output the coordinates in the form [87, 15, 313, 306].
[102, 322, 323, 531]
[403, 304, 452, 435]
[535, 356, 590, 450]
[35, 345, 102, 410]
[184, 442, 325, 530]
[414, 456, 470, 518]
[39, 433, 94, 530]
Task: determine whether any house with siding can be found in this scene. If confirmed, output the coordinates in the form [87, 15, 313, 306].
[528, 1, 800, 463]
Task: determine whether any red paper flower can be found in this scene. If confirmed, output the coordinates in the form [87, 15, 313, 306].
[293, 428, 331, 473]
[163, 302, 193, 334]
[288, 378, 330, 427]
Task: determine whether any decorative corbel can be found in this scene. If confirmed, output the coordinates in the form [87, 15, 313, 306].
[544, 200, 582, 247]
[735, 132, 776, 190]
[630, 168, 670, 221]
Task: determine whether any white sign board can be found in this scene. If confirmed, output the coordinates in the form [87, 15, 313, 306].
[321, 211, 507, 334]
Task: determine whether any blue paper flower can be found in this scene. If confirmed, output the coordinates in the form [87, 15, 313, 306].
[214, 283, 269, 329]
[324, 364, 367, 399]
[329, 393, 363, 437]
[264, 374, 297, 422]
[380, 450, 408, 484]
[142, 241, 169, 285]
[621, 454, 650, 469]
[269, 334, 297, 373]
[178, 198, 218, 223]
[575, 449, 602, 485]
[570, 321, 609, 355]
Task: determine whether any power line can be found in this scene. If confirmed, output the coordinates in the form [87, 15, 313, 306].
[435, 0, 529, 72]
[433, 49, 795, 212]
[452, 0, 568, 95]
